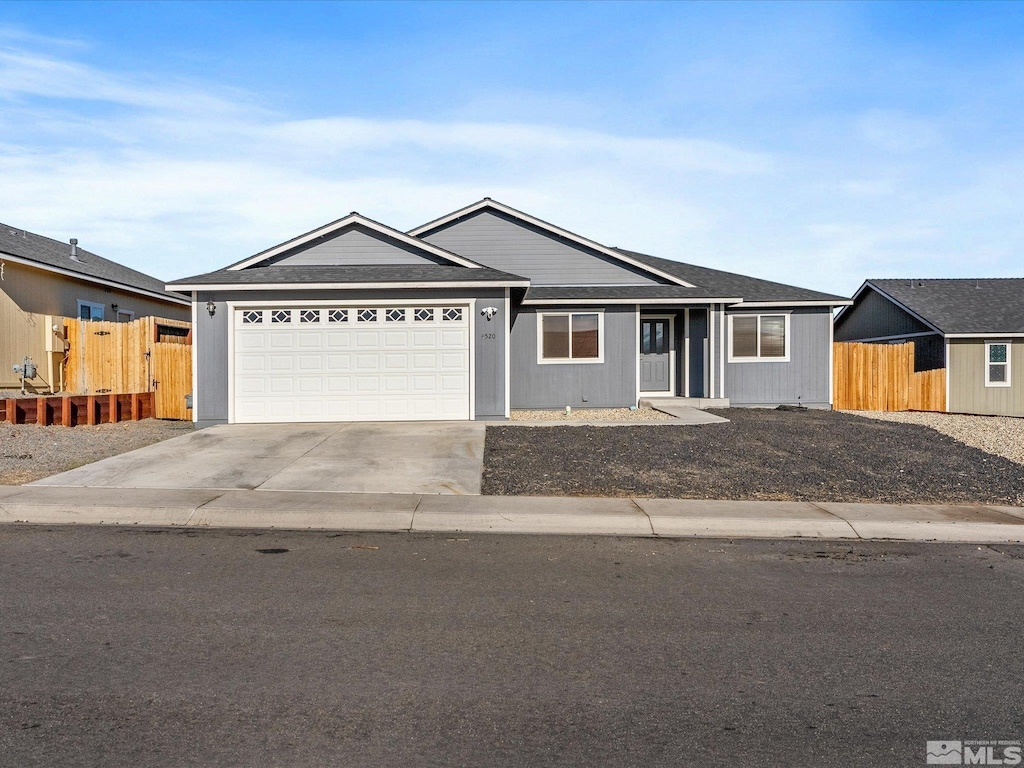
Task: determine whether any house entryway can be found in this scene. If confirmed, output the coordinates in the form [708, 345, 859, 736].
[640, 316, 674, 395]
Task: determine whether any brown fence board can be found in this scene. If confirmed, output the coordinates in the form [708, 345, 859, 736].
[833, 341, 945, 413]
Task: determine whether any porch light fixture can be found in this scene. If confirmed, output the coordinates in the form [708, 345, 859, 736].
[480, 306, 499, 320]
[111, 303, 119, 313]
[206, 300, 216, 317]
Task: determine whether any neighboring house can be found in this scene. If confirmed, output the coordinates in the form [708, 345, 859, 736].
[168, 199, 850, 426]
[834, 278, 1024, 417]
[0, 223, 191, 393]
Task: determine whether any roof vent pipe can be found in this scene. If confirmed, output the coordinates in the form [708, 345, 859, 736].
[69, 238, 80, 262]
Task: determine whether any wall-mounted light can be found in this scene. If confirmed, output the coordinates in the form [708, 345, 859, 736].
[207, 300, 217, 317]
[480, 306, 499, 320]
[111, 303, 119, 313]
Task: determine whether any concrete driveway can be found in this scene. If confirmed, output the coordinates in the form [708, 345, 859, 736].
[32, 421, 486, 495]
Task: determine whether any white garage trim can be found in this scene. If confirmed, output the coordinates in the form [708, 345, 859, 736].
[227, 299, 475, 424]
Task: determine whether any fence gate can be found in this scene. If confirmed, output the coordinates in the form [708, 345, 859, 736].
[833, 341, 945, 412]
[63, 316, 192, 420]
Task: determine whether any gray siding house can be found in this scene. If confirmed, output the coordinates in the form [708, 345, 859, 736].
[834, 278, 1024, 417]
[168, 199, 849, 426]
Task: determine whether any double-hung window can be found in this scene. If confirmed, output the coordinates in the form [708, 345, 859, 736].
[728, 314, 789, 362]
[538, 312, 603, 363]
[985, 341, 1011, 387]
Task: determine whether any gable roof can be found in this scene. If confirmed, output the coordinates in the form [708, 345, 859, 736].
[845, 278, 1024, 336]
[228, 212, 485, 271]
[409, 198, 695, 287]
[166, 264, 529, 291]
[614, 248, 851, 306]
[0, 222, 189, 305]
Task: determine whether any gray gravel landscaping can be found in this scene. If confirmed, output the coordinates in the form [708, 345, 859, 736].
[483, 408, 1024, 505]
[0, 420, 194, 485]
[846, 410, 1024, 465]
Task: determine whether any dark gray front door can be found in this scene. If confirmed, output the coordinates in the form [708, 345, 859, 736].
[640, 318, 671, 393]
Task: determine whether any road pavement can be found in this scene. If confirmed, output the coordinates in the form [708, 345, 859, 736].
[1, 525, 1022, 767]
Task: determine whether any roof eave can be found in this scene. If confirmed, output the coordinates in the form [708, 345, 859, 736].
[166, 280, 532, 292]
[1, 251, 190, 307]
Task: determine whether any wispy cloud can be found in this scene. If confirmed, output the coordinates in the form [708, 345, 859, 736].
[0, 24, 1020, 296]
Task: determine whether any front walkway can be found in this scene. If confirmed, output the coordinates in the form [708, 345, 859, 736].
[1, 486, 1022, 543]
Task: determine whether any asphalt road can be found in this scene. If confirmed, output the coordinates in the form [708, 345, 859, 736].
[1, 526, 1021, 767]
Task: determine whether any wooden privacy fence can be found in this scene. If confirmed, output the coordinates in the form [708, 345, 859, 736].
[833, 341, 946, 412]
[62, 316, 192, 420]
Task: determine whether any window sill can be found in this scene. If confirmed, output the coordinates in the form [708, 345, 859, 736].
[727, 356, 791, 364]
[537, 358, 605, 365]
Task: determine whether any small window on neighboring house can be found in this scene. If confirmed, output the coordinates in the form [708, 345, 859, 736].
[986, 342, 1011, 387]
[77, 300, 105, 321]
[538, 312, 603, 363]
[728, 314, 789, 362]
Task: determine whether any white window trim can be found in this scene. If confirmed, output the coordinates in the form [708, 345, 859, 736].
[77, 299, 105, 321]
[985, 340, 1012, 388]
[727, 312, 791, 363]
[537, 311, 605, 365]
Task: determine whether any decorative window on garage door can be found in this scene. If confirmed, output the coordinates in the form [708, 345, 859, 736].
[271, 309, 291, 324]
[442, 307, 463, 322]
[242, 310, 263, 324]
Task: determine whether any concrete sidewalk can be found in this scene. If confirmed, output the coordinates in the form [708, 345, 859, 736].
[1, 485, 1022, 542]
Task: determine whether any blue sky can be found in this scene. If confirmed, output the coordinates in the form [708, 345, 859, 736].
[0, 1, 1022, 294]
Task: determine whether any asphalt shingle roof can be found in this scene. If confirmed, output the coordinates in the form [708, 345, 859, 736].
[613, 248, 849, 303]
[866, 278, 1024, 334]
[0, 222, 184, 301]
[523, 286, 740, 301]
[167, 264, 529, 287]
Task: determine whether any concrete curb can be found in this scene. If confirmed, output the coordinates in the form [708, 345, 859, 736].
[0, 486, 1022, 542]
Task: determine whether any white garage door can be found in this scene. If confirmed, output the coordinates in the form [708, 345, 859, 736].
[232, 305, 471, 423]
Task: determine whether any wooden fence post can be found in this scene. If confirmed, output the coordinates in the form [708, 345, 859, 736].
[5, 399, 15, 425]
[36, 398, 48, 426]
[61, 396, 72, 427]
[131, 393, 141, 421]
[109, 393, 119, 424]
[86, 395, 98, 426]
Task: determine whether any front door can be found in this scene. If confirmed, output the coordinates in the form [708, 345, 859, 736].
[640, 317, 672, 393]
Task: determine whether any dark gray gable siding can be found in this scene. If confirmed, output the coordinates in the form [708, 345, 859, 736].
[263, 223, 450, 267]
[420, 210, 665, 286]
[834, 286, 933, 341]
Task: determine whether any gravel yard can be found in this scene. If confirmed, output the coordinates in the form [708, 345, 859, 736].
[846, 410, 1024, 465]
[511, 407, 674, 422]
[483, 408, 1024, 505]
[0, 420, 194, 485]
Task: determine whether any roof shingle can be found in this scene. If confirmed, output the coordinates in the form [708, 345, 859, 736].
[866, 278, 1024, 334]
[0, 222, 185, 302]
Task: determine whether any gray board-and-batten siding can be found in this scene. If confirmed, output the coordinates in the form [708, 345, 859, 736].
[724, 307, 832, 408]
[263, 224, 451, 267]
[420, 209, 665, 286]
[192, 288, 507, 426]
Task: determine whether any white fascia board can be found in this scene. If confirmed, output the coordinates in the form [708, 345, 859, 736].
[167, 280, 531, 292]
[0, 251, 191, 307]
[227, 213, 483, 271]
[944, 332, 1024, 338]
[855, 281, 945, 335]
[408, 198, 696, 288]
[522, 296, 743, 306]
[731, 300, 852, 308]
[833, 280, 870, 322]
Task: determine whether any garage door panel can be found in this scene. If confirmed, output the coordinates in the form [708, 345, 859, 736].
[233, 305, 471, 423]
